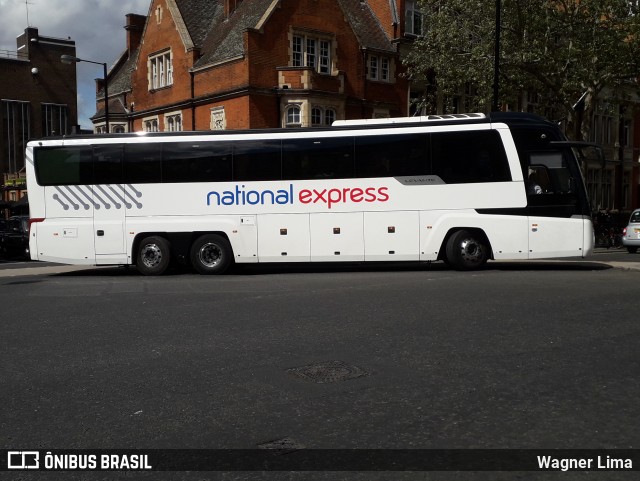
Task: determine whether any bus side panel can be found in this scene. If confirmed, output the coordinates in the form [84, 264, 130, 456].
[310, 212, 364, 262]
[34, 217, 96, 264]
[257, 214, 310, 263]
[34, 185, 96, 264]
[419, 210, 529, 261]
[528, 215, 588, 259]
[364, 211, 420, 261]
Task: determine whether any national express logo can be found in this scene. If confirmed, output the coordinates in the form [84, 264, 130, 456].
[206, 184, 390, 210]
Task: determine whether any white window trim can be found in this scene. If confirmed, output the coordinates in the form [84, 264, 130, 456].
[291, 31, 333, 75]
[367, 55, 393, 82]
[164, 110, 183, 132]
[148, 50, 173, 91]
[285, 104, 302, 127]
[143, 115, 160, 132]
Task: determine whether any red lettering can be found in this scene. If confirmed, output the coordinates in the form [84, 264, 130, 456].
[350, 188, 364, 202]
[298, 185, 389, 207]
[299, 189, 313, 204]
[327, 188, 342, 209]
[312, 189, 327, 203]
[365, 187, 377, 202]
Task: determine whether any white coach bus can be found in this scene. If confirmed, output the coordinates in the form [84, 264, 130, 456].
[25, 112, 595, 275]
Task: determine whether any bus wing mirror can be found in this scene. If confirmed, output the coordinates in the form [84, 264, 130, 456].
[550, 141, 605, 169]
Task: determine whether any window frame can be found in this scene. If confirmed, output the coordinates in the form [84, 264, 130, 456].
[148, 50, 173, 90]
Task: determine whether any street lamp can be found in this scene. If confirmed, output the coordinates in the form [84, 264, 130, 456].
[492, 0, 501, 112]
[61, 54, 109, 133]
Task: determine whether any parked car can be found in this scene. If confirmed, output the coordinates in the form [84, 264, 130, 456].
[0, 215, 30, 259]
[622, 208, 640, 254]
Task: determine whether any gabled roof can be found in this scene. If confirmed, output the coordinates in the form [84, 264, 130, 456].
[338, 0, 395, 53]
[194, 0, 276, 69]
[175, 0, 223, 47]
[98, 47, 140, 99]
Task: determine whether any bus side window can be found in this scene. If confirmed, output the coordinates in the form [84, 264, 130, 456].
[431, 130, 510, 184]
[124, 144, 161, 184]
[355, 133, 428, 178]
[233, 140, 282, 182]
[93, 145, 123, 185]
[529, 151, 572, 194]
[35, 146, 93, 186]
[282, 137, 354, 180]
[162, 142, 232, 183]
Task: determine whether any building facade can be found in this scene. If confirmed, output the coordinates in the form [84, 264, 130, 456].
[92, 0, 415, 134]
[0, 27, 78, 216]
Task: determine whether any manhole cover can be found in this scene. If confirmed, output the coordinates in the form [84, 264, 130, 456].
[287, 360, 368, 384]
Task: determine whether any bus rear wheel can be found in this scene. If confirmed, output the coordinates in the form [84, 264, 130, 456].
[445, 229, 489, 270]
[190, 234, 233, 275]
[137, 236, 171, 276]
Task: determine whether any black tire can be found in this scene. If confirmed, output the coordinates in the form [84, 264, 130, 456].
[190, 234, 233, 275]
[445, 229, 489, 270]
[136, 236, 171, 276]
[628, 246, 638, 254]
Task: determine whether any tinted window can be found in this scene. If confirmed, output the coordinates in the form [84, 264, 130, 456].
[233, 140, 281, 181]
[124, 144, 161, 184]
[35, 146, 93, 185]
[282, 137, 354, 180]
[431, 130, 511, 184]
[93, 145, 123, 185]
[163, 142, 232, 183]
[356, 133, 428, 177]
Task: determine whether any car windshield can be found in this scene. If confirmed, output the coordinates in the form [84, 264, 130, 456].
[630, 212, 640, 224]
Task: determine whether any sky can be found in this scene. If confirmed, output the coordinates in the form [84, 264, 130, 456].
[1, 0, 150, 129]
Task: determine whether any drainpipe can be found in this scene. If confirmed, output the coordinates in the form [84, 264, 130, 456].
[190, 70, 196, 130]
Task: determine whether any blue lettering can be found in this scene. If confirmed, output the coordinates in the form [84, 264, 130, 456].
[221, 191, 235, 205]
[206, 184, 296, 206]
[275, 189, 289, 205]
[246, 191, 260, 205]
[207, 191, 221, 206]
[261, 190, 275, 204]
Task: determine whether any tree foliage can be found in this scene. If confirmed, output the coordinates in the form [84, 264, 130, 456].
[404, 0, 640, 139]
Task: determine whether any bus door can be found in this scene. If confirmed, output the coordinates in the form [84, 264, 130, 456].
[92, 145, 126, 263]
[525, 150, 585, 258]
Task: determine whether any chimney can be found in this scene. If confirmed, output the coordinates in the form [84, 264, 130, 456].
[225, 0, 243, 18]
[125, 13, 145, 54]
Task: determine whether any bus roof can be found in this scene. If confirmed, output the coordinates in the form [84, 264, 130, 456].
[29, 112, 556, 144]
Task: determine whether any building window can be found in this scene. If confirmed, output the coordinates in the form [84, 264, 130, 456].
[42, 103, 68, 136]
[1, 100, 30, 174]
[311, 106, 337, 126]
[149, 51, 173, 90]
[143, 117, 159, 132]
[368, 55, 392, 82]
[165, 112, 182, 132]
[285, 105, 302, 127]
[112, 124, 126, 134]
[405, 0, 424, 36]
[291, 33, 332, 74]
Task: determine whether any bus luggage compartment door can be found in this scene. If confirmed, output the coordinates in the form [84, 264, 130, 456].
[92, 184, 126, 263]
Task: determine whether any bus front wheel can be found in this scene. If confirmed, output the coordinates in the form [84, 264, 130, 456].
[190, 234, 233, 275]
[445, 229, 489, 270]
[136, 236, 171, 276]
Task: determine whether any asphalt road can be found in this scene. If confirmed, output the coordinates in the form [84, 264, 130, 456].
[1, 252, 639, 481]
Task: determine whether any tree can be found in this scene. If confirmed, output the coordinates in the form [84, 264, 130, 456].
[404, 0, 640, 139]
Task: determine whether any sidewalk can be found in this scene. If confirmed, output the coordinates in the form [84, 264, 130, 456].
[0, 263, 109, 277]
[0, 256, 639, 277]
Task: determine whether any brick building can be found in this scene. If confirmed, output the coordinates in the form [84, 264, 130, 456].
[92, 0, 419, 134]
[0, 27, 78, 215]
